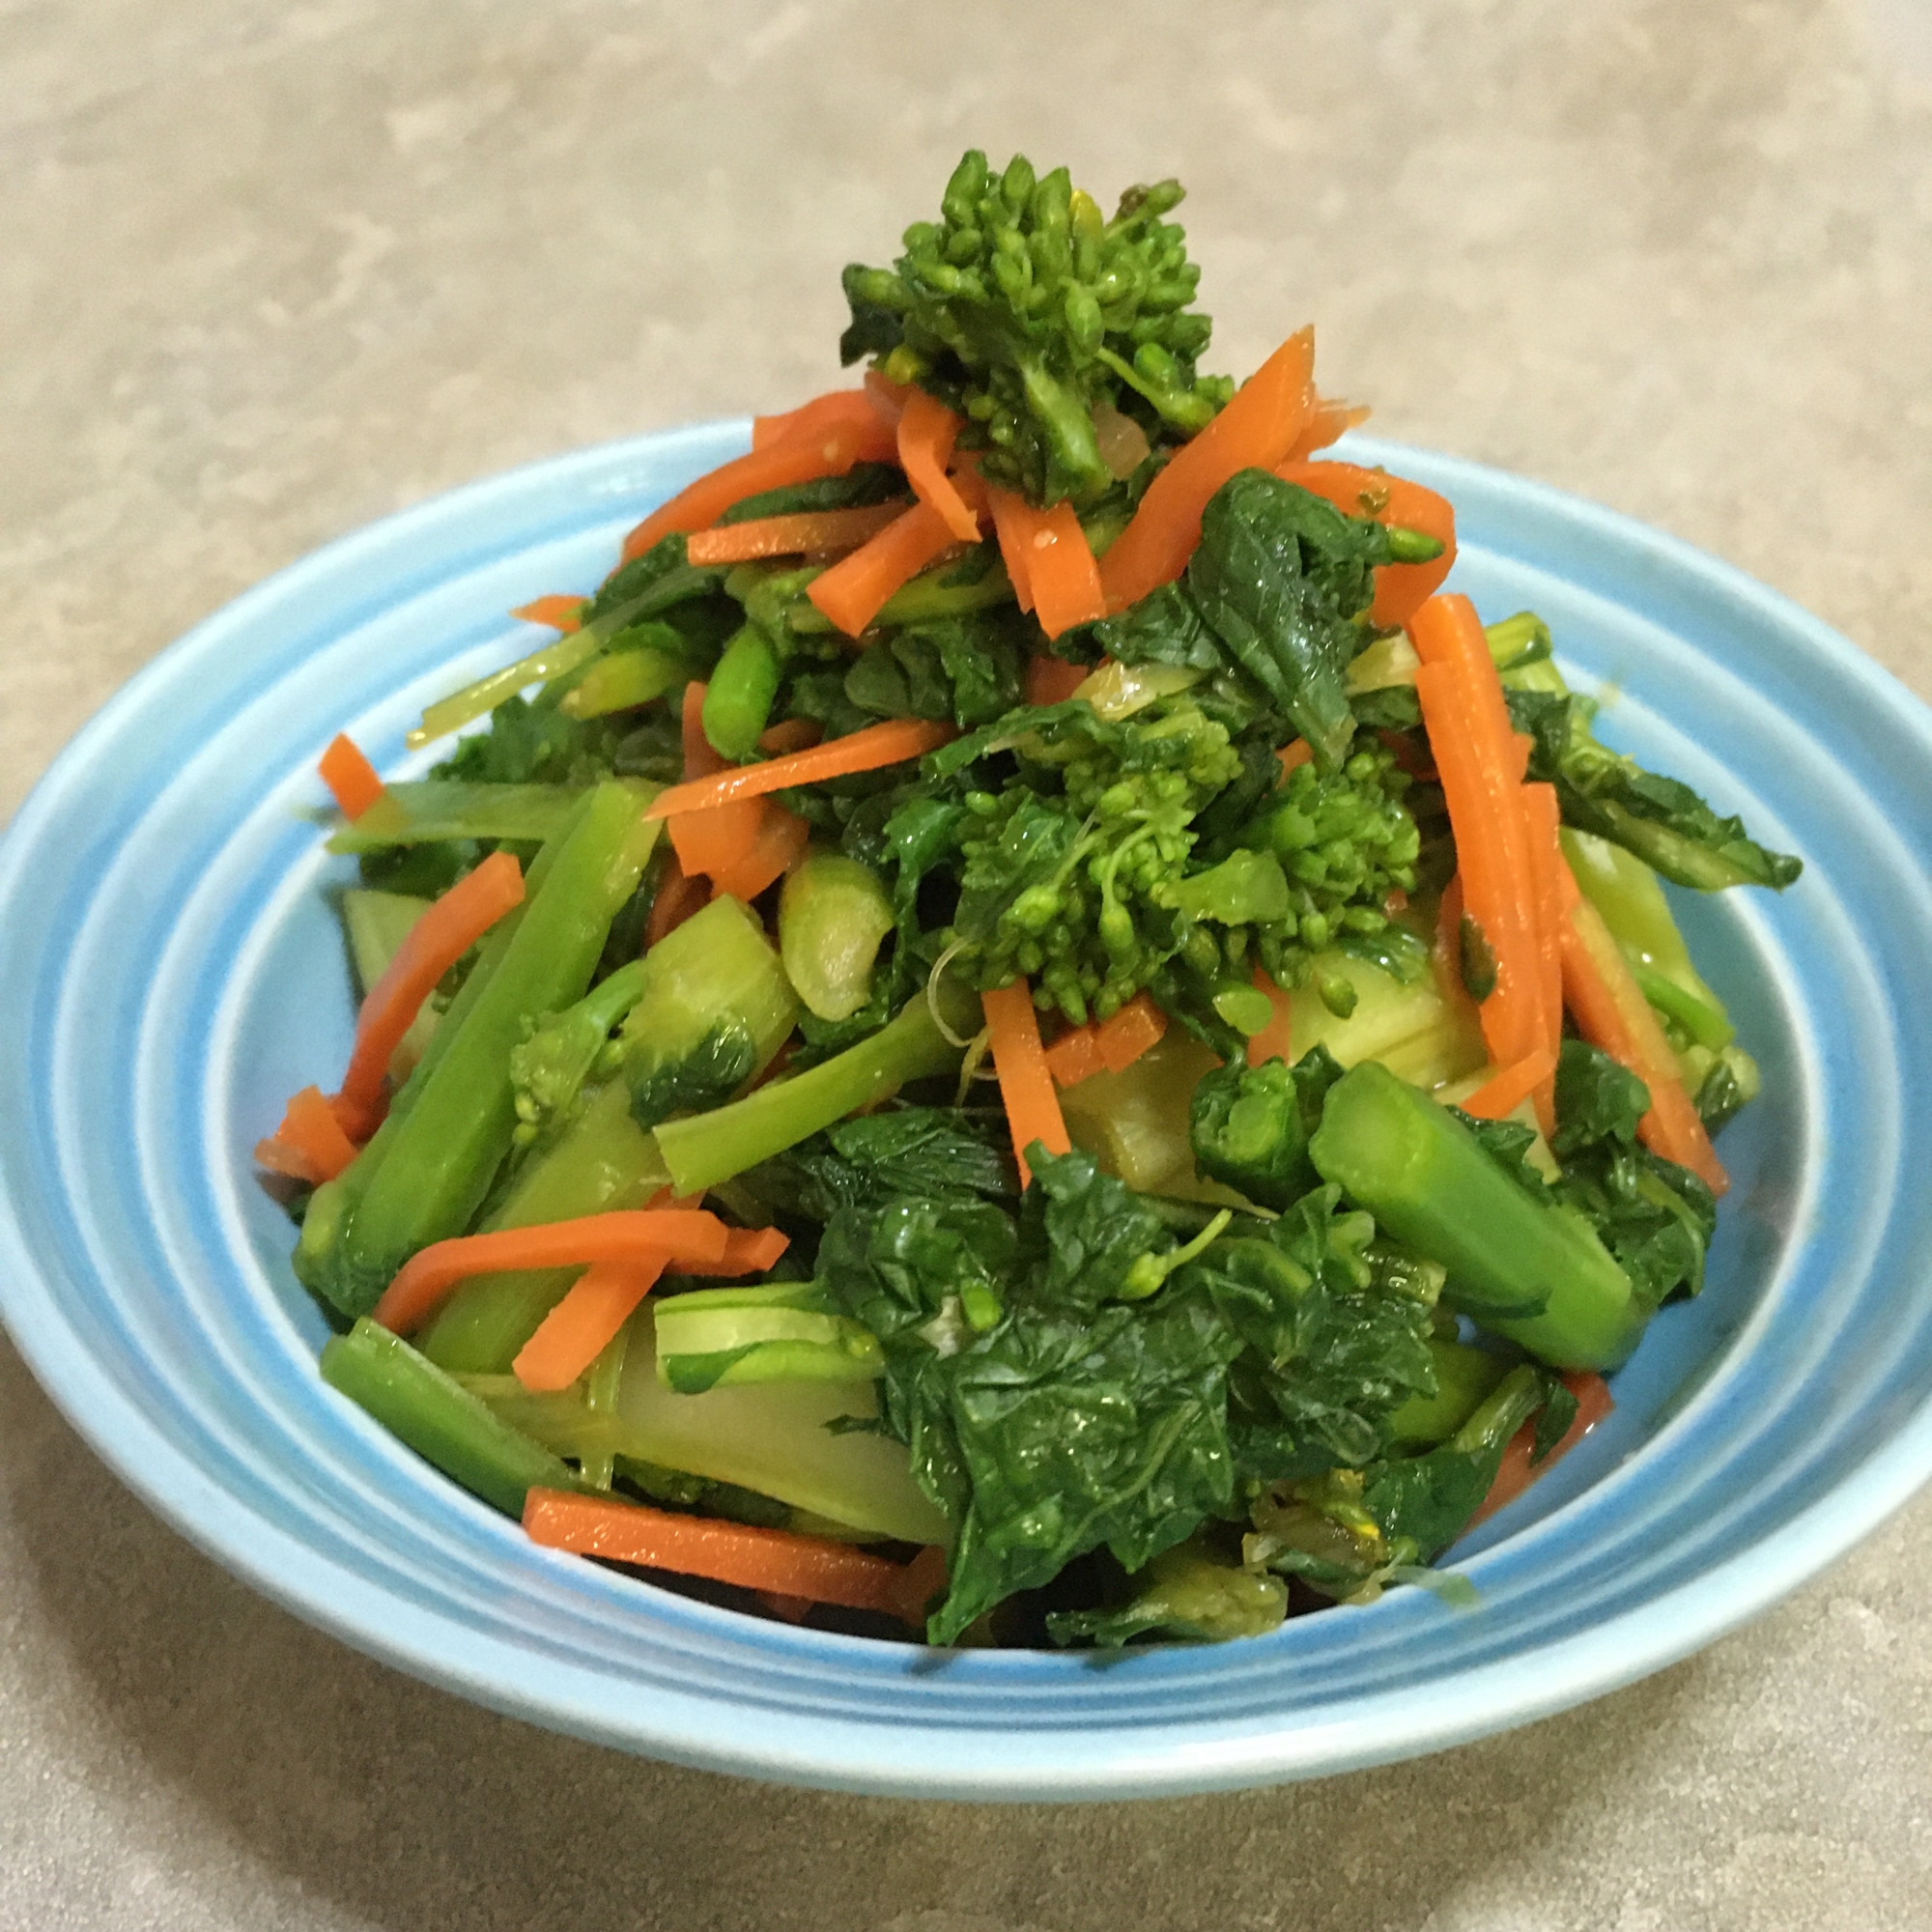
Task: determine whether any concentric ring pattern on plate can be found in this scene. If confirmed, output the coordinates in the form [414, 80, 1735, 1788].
[2, 427, 1929, 1799]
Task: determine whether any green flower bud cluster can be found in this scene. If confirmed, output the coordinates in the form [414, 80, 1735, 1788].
[840, 150, 1233, 507]
[954, 705, 1243, 1026]
[1245, 740, 1421, 983]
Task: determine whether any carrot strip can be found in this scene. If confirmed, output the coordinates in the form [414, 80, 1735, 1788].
[318, 733, 385, 821]
[984, 483, 1037, 612]
[1562, 895, 1729, 1194]
[1470, 1372, 1614, 1526]
[645, 852, 708, 949]
[667, 680, 764, 881]
[1043, 1025, 1102, 1091]
[752, 385, 893, 452]
[1281, 395, 1372, 463]
[255, 1084, 360, 1184]
[980, 980, 1071, 1188]
[708, 804, 811, 904]
[513, 1259, 667, 1393]
[668, 1225, 792, 1278]
[684, 502, 906, 566]
[806, 501, 960, 637]
[1276, 738, 1314, 776]
[1460, 1047, 1558, 1122]
[1093, 991, 1167, 1074]
[1025, 654, 1090, 707]
[1520, 781, 1567, 1131]
[1277, 460, 1456, 628]
[1098, 327, 1317, 611]
[895, 389, 980, 543]
[337, 850, 526, 1122]
[757, 718, 821, 754]
[372, 1208, 730, 1336]
[523, 1490, 942, 1626]
[644, 718, 956, 821]
[508, 594, 587, 632]
[1245, 965, 1294, 1067]
[620, 414, 898, 563]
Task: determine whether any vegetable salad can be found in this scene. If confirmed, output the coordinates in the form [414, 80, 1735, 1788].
[261, 152, 1796, 1648]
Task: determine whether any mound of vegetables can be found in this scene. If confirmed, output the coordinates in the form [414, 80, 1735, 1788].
[263, 152, 1796, 1648]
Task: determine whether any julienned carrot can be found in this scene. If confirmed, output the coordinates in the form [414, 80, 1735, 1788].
[1025, 654, 1090, 707]
[1094, 991, 1167, 1073]
[1520, 781, 1567, 1130]
[1098, 327, 1317, 611]
[1281, 394, 1371, 463]
[620, 413, 898, 562]
[1277, 460, 1457, 628]
[707, 803, 810, 904]
[669, 1225, 793, 1277]
[756, 718, 822, 754]
[806, 500, 961, 636]
[371, 1208, 731, 1336]
[645, 851, 708, 949]
[668, 681, 764, 881]
[980, 980, 1071, 1187]
[895, 389, 980, 543]
[255, 1085, 359, 1185]
[1470, 1372, 1614, 1526]
[1245, 965, 1294, 1067]
[1043, 1026, 1101, 1090]
[644, 718, 956, 821]
[752, 385, 893, 452]
[984, 483, 1037, 611]
[1460, 1047, 1558, 1122]
[513, 1258, 668, 1393]
[1277, 738, 1314, 776]
[319, 733, 385, 821]
[1562, 895, 1729, 1195]
[523, 1489, 945, 1626]
[337, 850, 526, 1123]
[508, 594, 587, 632]
[684, 502, 906, 566]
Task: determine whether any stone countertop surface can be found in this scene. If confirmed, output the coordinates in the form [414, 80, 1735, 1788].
[3, 3, 1930, 1926]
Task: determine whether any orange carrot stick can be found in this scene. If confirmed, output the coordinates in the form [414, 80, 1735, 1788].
[756, 718, 821, 754]
[752, 386, 895, 452]
[1093, 991, 1167, 1073]
[1460, 1047, 1558, 1122]
[1025, 654, 1090, 707]
[644, 718, 956, 820]
[620, 414, 898, 563]
[684, 502, 907, 566]
[668, 1225, 792, 1277]
[981, 487, 1104, 638]
[254, 1085, 360, 1185]
[1520, 781, 1567, 1131]
[706, 804, 811, 905]
[666, 680, 765, 881]
[512, 1259, 668, 1393]
[1470, 1372, 1614, 1526]
[372, 1208, 730, 1336]
[523, 1489, 943, 1626]
[319, 733, 385, 821]
[1276, 738, 1314, 776]
[805, 501, 961, 637]
[896, 389, 981, 543]
[1245, 965, 1294, 1067]
[1561, 895, 1729, 1194]
[1043, 1025, 1102, 1090]
[1098, 327, 1317, 611]
[336, 850, 526, 1123]
[508, 594, 587, 632]
[984, 483, 1037, 612]
[1280, 395, 1372, 463]
[645, 851, 708, 949]
[980, 980, 1071, 1187]
[1276, 460, 1457, 629]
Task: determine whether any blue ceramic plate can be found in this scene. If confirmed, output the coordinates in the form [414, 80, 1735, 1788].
[2, 427, 1929, 1799]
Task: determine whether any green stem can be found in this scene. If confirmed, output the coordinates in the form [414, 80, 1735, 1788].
[702, 623, 785, 759]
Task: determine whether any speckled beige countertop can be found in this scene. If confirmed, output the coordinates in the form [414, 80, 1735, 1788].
[4, 3, 1931, 1926]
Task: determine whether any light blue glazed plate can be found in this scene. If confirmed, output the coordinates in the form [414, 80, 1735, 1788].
[2, 427, 1929, 1800]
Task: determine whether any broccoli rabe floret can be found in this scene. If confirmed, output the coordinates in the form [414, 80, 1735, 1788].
[840, 150, 1231, 506]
